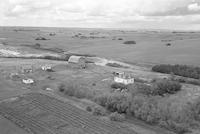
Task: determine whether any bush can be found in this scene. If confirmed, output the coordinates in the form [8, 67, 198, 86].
[128, 83, 154, 96]
[34, 43, 41, 48]
[93, 94, 108, 107]
[35, 37, 48, 40]
[58, 82, 94, 99]
[153, 80, 182, 96]
[152, 64, 200, 79]
[123, 41, 136, 45]
[86, 106, 92, 112]
[111, 83, 127, 89]
[186, 79, 200, 86]
[94, 93, 130, 113]
[106, 63, 127, 68]
[109, 112, 125, 122]
[58, 83, 66, 92]
[92, 106, 106, 116]
[166, 43, 171, 46]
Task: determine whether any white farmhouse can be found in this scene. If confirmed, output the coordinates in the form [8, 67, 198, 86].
[114, 72, 134, 85]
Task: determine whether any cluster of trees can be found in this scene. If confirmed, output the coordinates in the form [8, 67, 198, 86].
[152, 64, 200, 79]
[152, 80, 182, 96]
[94, 91, 199, 134]
[58, 80, 200, 133]
[58, 82, 95, 99]
[112, 80, 182, 96]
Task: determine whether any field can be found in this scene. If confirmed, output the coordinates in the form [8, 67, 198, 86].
[1, 27, 200, 66]
[0, 92, 137, 134]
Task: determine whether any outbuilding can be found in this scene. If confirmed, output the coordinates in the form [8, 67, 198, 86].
[41, 65, 53, 71]
[68, 55, 86, 69]
[114, 72, 134, 85]
[22, 79, 34, 84]
[21, 65, 33, 73]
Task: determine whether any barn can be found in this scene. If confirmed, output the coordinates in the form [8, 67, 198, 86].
[68, 55, 86, 69]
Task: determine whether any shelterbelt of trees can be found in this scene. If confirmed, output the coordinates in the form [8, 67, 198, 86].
[152, 64, 200, 79]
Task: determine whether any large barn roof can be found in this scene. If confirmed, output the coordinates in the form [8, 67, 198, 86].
[68, 55, 84, 63]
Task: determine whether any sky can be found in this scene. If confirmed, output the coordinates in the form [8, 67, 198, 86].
[1, 0, 200, 30]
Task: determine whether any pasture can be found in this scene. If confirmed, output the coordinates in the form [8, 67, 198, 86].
[1, 27, 200, 66]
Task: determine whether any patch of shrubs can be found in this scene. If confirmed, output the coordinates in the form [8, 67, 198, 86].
[109, 112, 125, 122]
[129, 80, 181, 96]
[118, 38, 123, 40]
[94, 93, 130, 113]
[86, 106, 92, 112]
[94, 92, 193, 133]
[152, 80, 182, 96]
[152, 64, 200, 79]
[185, 79, 200, 86]
[123, 41, 136, 45]
[166, 43, 172, 46]
[111, 83, 127, 90]
[128, 83, 154, 96]
[35, 37, 48, 40]
[58, 82, 95, 99]
[92, 106, 106, 116]
[106, 63, 127, 68]
[58, 83, 66, 92]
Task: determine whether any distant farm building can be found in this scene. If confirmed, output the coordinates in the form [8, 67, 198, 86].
[20, 65, 33, 73]
[68, 56, 86, 69]
[22, 78, 34, 84]
[41, 65, 53, 71]
[114, 72, 134, 85]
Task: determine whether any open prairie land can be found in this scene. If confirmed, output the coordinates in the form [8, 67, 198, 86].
[1, 27, 200, 66]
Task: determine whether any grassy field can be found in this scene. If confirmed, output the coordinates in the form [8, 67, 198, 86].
[1, 27, 200, 66]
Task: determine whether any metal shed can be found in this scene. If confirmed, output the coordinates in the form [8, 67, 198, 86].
[68, 56, 86, 69]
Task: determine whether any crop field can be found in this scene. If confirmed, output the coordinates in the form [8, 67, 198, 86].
[0, 92, 137, 134]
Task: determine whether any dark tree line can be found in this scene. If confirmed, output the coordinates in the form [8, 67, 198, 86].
[152, 64, 200, 79]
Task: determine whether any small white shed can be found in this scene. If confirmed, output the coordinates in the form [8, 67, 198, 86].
[22, 79, 34, 84]
[41, 65, 52, 71]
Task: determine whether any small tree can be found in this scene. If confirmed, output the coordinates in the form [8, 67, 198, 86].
[123, 41, 136, 45]
[86, 106, 92, 112]
[109, 112, 125, 122]
[92, 106, 106, 116]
